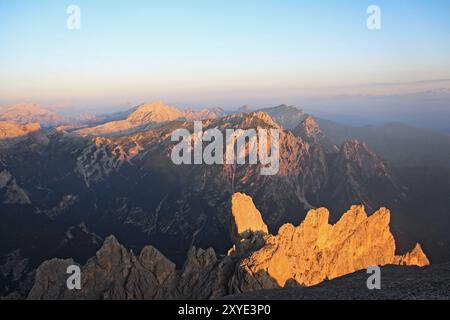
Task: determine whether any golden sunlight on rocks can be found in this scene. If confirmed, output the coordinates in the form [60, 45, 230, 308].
[230, 192, 269, 244]
[0, 121, 40, 139]
[231, 198, 430, 291]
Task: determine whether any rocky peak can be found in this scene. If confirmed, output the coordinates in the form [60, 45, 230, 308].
[293, 116, 338, 153]
[138, 245, 176, 285]
[220, 112, 280, 130]
[250, 112, 279, 127]
[342, 140, 370, 159]
[27, 236, 231, 300]
[339, 140, 388, 173]
[396, 243, 429, 267]
[27, 194, 430, 300]
[127, 102, 225, 124]
[255, 105, 305, 130]
[127, 102, 184, 125]
[76, 102, 224, 137]
[298, 116, 321, 138]
[231, 199, 430, 291]
[230, 193, 268, 244]
[94, 235, 130, 269]
[184, 107, 225, 120]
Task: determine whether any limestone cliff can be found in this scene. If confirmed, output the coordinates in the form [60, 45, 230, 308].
[27, 194, 429, 300]
[231, 204, 429, 292]
[230, 193, 269, 244]
[28, 236, 235, 300]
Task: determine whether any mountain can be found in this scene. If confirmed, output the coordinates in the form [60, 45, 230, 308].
[26, 193, 427, 300]
[308, 118, 450, 261]
[251, 104, 450, 170]
[0, 102, 226, 136]
[0, 110, 406, 266]
[230, 196, 428, 292]
[292, 115, 338, 153]
[0, 104, 67, 128]
[0, 122, 41, 139]
[229, 193, 268, 244]
[236, 105, 253, 113]
[317, 139, 405, 217]
[1, 104, 450, 299]
[76, 102, 225, 137]
[246, 106, 450, 260]
[318, 119, 450, 169]
[255, 105, 307, 130]
[0, 103, 117, 130]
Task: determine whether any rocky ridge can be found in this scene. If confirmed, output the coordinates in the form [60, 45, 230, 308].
[0, 104, 66, 128]
[230, 203, 428, 292]
[0, 107, 415, 274]
[27, 193, 428, 300]
[0, 170, 31, 205]
[255, 105, 306, 130]
[76, 102, 225, 137]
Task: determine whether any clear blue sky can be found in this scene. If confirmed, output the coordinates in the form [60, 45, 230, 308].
[1, 0, 449, 109]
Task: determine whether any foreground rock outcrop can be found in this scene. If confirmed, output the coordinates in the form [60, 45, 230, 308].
[28, 236, 235, 300]
[230, 193, 268, 244]
[230, 205, 429, 293]
[27, 193, 429, 300]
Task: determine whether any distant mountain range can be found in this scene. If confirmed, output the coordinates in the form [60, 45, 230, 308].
[76, 102, 226, 137]
[0, 104, 67, 128]
[318, 119, 450, 169]
[0, 122, 41, 139]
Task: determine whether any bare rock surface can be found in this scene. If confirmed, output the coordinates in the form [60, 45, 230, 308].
[231, 205, 429, 292]
[230, 193, 269, 244]
[27, 194, 429, 300]
[28, 236, 235, 300]
[0, 170, 31, 204]
[76, 102, 224, 137]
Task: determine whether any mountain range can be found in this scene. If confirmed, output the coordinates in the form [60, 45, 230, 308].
[1, 101, 449, 299]
[25, 193, 429, 300]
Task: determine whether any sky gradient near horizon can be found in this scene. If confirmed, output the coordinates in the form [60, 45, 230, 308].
[1, 0, 450, 109]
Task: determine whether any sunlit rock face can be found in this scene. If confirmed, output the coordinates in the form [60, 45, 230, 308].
[230, 193, 268, 244]
[395, 243, 429, 267]
[27, 193, 429, 300]
[231, 202, 429, 292]
[76, 102, 225, 137]
[0, 122, 40, 139]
